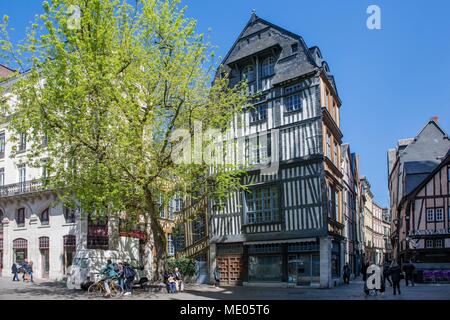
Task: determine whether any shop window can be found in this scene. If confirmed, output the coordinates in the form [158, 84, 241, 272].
[87, 215, 109, 249]
[245, 186, 279, 224]
[13, 238, 27, 264]
[248, 255, 282, 282]
[63, 235, 76, 275]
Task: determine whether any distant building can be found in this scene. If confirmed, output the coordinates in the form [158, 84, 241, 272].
[388, 118, 450, 273]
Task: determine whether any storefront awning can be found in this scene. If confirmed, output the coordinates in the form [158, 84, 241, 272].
[244, 238, 317, 246]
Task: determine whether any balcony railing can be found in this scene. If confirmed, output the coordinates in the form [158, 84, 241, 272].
[0, 180, 44, 197]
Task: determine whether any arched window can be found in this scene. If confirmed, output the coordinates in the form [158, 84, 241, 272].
[13, 238, 27, 264]
[261, 57, 275, 78]
[241, 65, 255, 82]
[40, 208, 49, 225]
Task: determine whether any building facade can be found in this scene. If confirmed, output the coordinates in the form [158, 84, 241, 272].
[341, 144, 360, 277]
[388, 118, 450, 266]
[372, 202, 385, 264]
[361, 177, 374, 263]
[199, 13, 346, 288]
[382, 208, 392, 262]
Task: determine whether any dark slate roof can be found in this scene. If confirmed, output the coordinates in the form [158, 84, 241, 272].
[403, 160, 440, 195]
[221, 13, 324, 88]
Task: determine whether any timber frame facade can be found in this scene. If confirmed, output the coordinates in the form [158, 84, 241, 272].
[388, 119, 450, 271]
[178, 13, 346, 288]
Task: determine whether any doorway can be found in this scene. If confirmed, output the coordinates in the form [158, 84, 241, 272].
[13, 238, 28, 264]
[63, 235, 76, 275]
[288, 253, 320, 286]
[217, 254, 243, 286]
[39, 237, 50, 278]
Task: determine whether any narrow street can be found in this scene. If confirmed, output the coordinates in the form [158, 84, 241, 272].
[1, 276, 449, 300]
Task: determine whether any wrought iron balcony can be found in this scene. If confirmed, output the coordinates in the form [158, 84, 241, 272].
[0, 180, 44, 197]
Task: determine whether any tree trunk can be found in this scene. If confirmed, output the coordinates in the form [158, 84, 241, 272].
[143, 189, 167, 282]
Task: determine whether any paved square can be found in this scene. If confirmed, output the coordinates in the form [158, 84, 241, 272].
[0, 276, 449, 300]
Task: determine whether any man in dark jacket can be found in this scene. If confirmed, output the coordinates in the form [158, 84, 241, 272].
[389, 261, 402, 295]
[361, 260, 369, 281]
[383, 261, 392, 287]
[402, 261, 415, 286]
[343, 263, 350, 284]
[11, 262, 19, 281]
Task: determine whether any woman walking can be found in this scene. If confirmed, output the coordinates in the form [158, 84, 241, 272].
[389, 260, 401, 295]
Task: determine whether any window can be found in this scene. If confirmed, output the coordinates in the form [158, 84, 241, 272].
[291, 43, 298, 53]
[325, 89, 330, 109]
[18, 164, 26, 191]
[192, 213, 206, 243]
[284, 83, 302, 95]
[242, 65, 255, 82]
[426, 208, 435, 222]
[249, 104, 267, 123]
[42, 135, 48, 147]
[333, 142, 338, 165]
[41, 159, 49, 179]
[64, 207, 76, 224]
[0, 131, 5, 158]
[436, 208, 444, 221]
[40, 208, 49, 225]
[284, 93, 302, 112]
[87, 214, 109, 249]
[17, 208, 25, 227]
[247, 133, 270, 165]
[18, 133, 26, 152]
[425, 239, 433, 248]
[167, 234, 174, 256]
[0, 168, 4, 187]
[245, 186, 279, 224]
[326, 133, 331, 158]
[261, 57, 275, 78]
[435, 239, 444, 248]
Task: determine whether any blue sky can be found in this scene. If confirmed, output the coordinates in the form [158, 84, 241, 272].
[2, 0, 450, 207]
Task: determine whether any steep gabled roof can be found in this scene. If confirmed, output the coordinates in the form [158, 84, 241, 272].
[401, 148, 450, 205]
[220, 12, 328, 89]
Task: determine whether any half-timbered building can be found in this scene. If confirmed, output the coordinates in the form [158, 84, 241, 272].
[191, 12, 346, 288]
[388, 118, 450, 272]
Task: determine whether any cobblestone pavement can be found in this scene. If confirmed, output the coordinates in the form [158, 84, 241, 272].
[1, 276, 449, 300]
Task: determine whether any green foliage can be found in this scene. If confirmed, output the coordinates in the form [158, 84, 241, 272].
[167, 256, 196, 277]
[0, 0, 248, 274]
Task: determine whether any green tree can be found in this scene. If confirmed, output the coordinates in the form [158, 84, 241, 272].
[0, 0, 248, 280]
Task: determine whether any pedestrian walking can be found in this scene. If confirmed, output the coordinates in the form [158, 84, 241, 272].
[123, 262, 136, 296]
[383, 261, 392, 287]
[174, 267, 184, 292]
[12, 262, 19, 281]
[361, 260, 369, 281]
[402, 260, 415, 287]
[214, 265, 221, 288]
[389, 260, 402, 295]
[28, 260, 34, 283]
[343, 263, 350, 284]
[21, 260, 29, 282]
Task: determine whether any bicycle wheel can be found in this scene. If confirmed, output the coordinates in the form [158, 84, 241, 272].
[110, 280, 123, 297]
[88, 282, 105, 297]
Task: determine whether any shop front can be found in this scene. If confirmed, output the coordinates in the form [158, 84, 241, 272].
[243, 240, 321, 287]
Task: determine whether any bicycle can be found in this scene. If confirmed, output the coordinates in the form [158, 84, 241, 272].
[88, 276, 123, 298]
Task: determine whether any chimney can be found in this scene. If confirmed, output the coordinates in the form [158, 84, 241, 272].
[431, 116, 439, 123]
